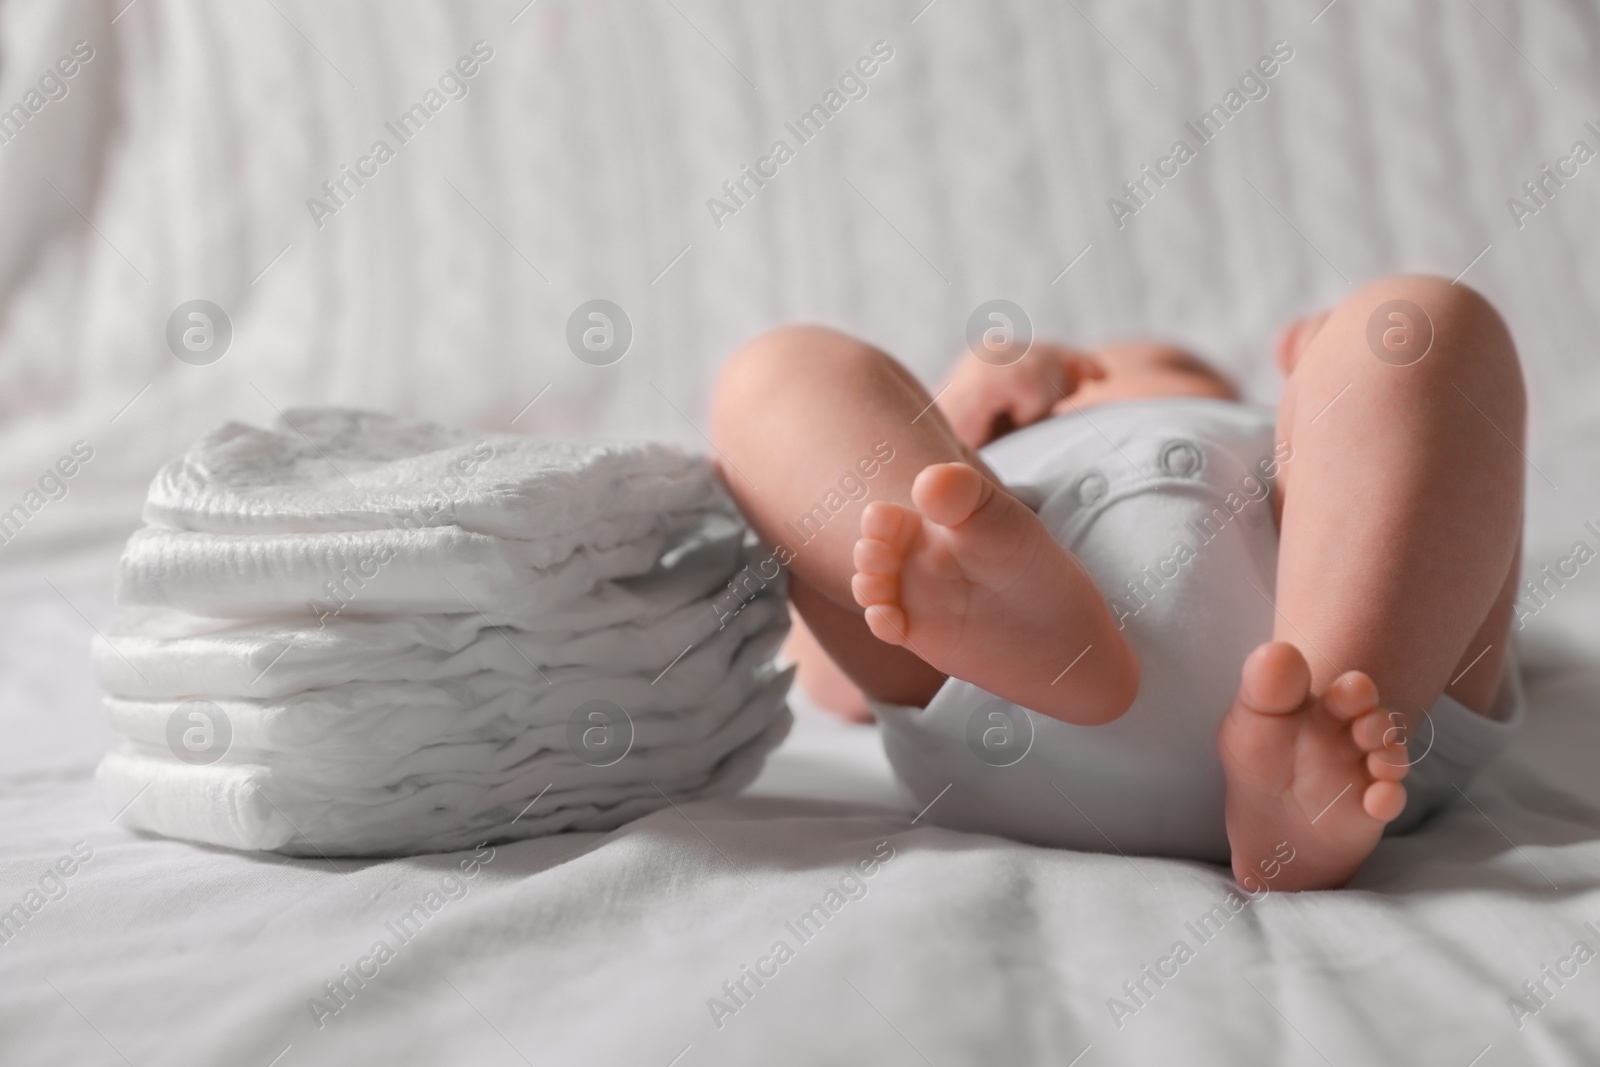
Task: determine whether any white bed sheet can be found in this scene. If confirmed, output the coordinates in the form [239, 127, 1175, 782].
[3, 0, 1600, 1063]
[4, 461, 1600, 1066]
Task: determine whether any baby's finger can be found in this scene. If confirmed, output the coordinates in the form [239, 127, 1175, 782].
[1009, 371, 1063, 424]
[1063, 355, 1107, 387]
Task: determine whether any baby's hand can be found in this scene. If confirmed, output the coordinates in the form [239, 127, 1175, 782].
[936, 343, 1104, 448]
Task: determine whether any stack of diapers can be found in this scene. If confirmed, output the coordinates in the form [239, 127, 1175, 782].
[94, 409, 792, 856]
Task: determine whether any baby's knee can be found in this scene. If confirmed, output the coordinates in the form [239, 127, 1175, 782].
[1321, 274, 1523, 410]
[711, 325, 893, 438]
[720, 325, 849, 387]
[730, 324, 884, 376]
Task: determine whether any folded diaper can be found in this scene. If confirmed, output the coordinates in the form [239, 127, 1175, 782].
[143, 408, 719, 544]
[101, 597, 787, 769]
[96, 409, 792, 856]
[114, 523, 677, 617]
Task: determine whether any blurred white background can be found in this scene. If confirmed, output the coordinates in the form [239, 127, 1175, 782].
[1, 0, 1597, 555]
[5, 5, 1600, 1065]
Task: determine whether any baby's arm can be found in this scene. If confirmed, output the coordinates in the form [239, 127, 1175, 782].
[936, 344, 1104, 448]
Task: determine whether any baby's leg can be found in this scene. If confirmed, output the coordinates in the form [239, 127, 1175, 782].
[711, 327, 953, 708]
[710, 326, 1138, 723]
[1221, 275, 1524, 889]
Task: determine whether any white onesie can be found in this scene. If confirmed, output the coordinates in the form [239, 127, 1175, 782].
[874, 396, 1523, 863]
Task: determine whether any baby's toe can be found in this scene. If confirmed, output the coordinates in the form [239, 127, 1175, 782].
[852, 536, 904, 576]
[859, 500, 920, 550]
[1324, 670, 1379, 721]
[850, 570, 899, 609]
[862, 603, 910, 645]
[1362, 780, 1407, 822]
[1237, 641, 1312, 715]
[1367, 749, 1410, 781]
[1349, 708, 1391, 750]
[910, 463, 988, 527]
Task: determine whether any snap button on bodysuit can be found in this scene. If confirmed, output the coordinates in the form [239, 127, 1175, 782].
[1158, 439, 1203, 478]
[1074, 470, 1108, 505]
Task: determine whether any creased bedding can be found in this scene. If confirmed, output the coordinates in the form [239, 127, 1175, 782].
[4, 0, 1600, 1064]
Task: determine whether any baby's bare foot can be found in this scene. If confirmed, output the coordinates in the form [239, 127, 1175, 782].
[1219, 642, 1409, 890]
[850, 462, 1135, 725]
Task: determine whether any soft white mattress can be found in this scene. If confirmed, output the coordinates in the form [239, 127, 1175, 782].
[3, 0, 1600, 1063]
[8, 500, 1600, 1066]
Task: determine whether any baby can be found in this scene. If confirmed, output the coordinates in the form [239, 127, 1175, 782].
[710, 275, 1526, 891]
